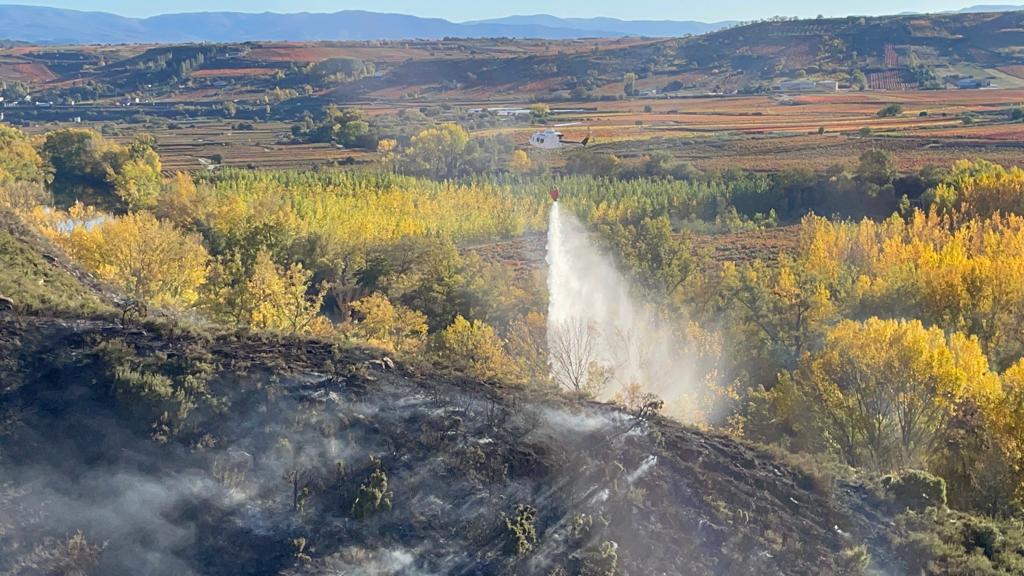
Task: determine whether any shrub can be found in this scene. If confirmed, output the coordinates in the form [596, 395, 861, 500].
[351, 458, 393, 519]
[877, 104, 903, 117]
[579, 540, 618, 576]
[503, 504, 538, 555]
[882, 469, 947, 511]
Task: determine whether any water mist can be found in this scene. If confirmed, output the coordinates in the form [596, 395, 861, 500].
[546, 202, 700, 415]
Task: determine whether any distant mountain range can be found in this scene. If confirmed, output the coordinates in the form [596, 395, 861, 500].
[0, 5, 734, 44]
[2, 3, 1024, 45]
[956, 4, 1024, 12]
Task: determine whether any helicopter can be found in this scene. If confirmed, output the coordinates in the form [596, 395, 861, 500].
[528, 127, 590, 150]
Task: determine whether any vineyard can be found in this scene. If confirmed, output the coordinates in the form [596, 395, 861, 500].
[867, 70, 912, 90]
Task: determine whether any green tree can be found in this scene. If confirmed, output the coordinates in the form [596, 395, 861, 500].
[40, 128, 112, 186]
[399, 123, 470, 180]
[565, 149, 620, 178]
[856, 149, 895, 186]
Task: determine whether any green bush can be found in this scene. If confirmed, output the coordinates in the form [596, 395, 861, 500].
[882, 469, 947, 511]
[877, 104, 903, 117]
[892, 508, 1024, 575]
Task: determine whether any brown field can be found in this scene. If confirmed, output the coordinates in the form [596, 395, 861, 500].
[453, 89, 1024, 172]
[146, 121, 375, 172]
[120, 88, 1024, 174]
[0, 59, 55, 82]
[19, 120, 373, 173]
[998, 65, 1024, 79]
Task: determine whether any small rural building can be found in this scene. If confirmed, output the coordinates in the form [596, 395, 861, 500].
[956, 77, 990, 89]
[775, 79, 818, 92]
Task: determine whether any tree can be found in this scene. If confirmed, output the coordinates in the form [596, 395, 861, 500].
[506, 312, 551, 386]
[928, 159, 1024, 217]
[721, 259, 835, 375]
[851, 70, 868, 90]
[109, 144, 162, 210]
[376, 138, 397, 171]
[156, 172, 202, 226]
[548, 317, 608, 397]
[42, 206, 209, 308]
[508, 149, 532, 174]
[529, 103, 550, 122]
[436, 315, 515, 381]
[984, 360, 1024, 510]
[399, 123, 470, 180]
[856, 149, 895, 185]
[0, 125, 48, 184]
[223, 100, 237, 118]
[40, 128, 113, 186]
[231, 249, 331, 335]
[565, 149, 620, 178]
[41, 129, 162, 209]
[623, 72, 638, 97]
[804, 318, 1001, 471]
[348, 292, 428, 354]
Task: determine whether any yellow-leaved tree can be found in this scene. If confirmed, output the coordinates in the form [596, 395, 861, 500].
[929, 159, 1024, 217]
[109, 145, 163, 211]
[436, 315, 515, 381]
[508, 149, 532, 174]
[347, 292, 428, 354]
[0, 124, 48, 185]
[156, 172, 203, 227]
[399, 123, 469, 180]
[804, 317, 1000, 471]
[33, 205, 208, 308]
[230, 249, 332, 335]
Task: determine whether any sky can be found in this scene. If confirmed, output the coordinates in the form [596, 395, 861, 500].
[2, 1, 993, 21]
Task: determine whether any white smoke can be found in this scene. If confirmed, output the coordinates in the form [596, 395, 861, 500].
[545, 203, 700, 415]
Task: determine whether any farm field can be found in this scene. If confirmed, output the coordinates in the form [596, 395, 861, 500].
[19, 87, 1024, 175]
[477, 89, 1024, 171]
[21, 120, 374, 173]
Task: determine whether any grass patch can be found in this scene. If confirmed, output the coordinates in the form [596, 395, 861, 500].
[0, 229, 108, 315]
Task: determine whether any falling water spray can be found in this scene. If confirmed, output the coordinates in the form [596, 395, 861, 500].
[546, 202, 700, 414]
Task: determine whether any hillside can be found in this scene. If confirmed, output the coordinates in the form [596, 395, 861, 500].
[1, 177, 1023, 574]
[4, 9, 1024, 120]
[0, 212, 868, 575]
